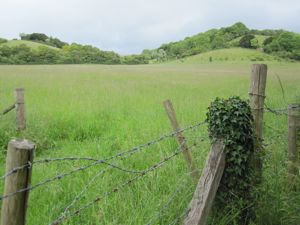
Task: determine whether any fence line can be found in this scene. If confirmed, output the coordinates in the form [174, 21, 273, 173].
[50, 137, 205, 225]
[0, 120, 206, 224]
[0, 120, 206, 183]
[264, 103, 300, 116]
[0, 121, 206, 201]
[1, 64, 298, 225]
[0, 104, 289, 182]
[55, 135, 206, 224]
[0, 160, 142, 200]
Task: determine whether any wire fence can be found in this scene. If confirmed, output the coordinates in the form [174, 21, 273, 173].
[0, 103, 297, 225]
[50, 135, 205, 225]
[264, 103, 300, 116]
[0, 120, 206, 181]
[264, 104, 288, 115]
[53, 135, 206, 225]
[0, 119, 208, 225]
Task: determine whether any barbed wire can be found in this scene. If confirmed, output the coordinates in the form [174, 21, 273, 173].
[264, 103, 300, 116]
[264, 106, 288, 115]
[54, 167, 111, 223]
[0, 125, 207, 201]
[248, 103, 289, 116]
[0, 120, 207, 181]
[51, 135, 206, 224]
[1, 120, 207, 223]
[0, 162, 32, 180]
[50, 136, 205, 225]
[0, 159, 147, 200]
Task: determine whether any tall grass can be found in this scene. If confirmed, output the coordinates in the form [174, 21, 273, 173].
[0, 62, 299, 224]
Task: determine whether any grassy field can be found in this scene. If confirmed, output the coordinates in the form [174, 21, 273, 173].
[0, 61, 300, 224]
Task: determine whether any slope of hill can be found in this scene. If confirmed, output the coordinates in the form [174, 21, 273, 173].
[1, 40, 60, 50]
[0, 39, 122, 65]
[142, 22, 300, 62]
[172, 48, 279, 64]
[1, 22, 299, 65]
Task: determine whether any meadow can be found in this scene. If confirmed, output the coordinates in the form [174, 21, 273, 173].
[0, 61, 300, 224]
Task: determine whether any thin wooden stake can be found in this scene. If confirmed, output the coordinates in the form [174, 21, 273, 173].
[1, 104, 15, 116]
[163, 99, 198, 178]
[184, 140, 225, 225]
[0, 139, 35, 225]
[15, 88, 26, 131]
[249, 64, 267, 182]
[288, 104, 300, 176]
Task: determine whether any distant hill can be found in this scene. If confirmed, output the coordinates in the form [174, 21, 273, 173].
[142, 22, 300, 62]
[1, 40, 59, 50]
[171, 48, 279, 64]
[1, 23, 299, 65]
[0, 33, 148, 65]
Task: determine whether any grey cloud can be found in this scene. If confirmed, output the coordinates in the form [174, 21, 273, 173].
[0, 0, 299, 54]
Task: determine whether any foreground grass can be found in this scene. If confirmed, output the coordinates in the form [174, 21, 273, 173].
[0, 62, 299, 224]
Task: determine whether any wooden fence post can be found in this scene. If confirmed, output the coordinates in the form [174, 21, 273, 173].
[288, 104, 300, 176]
[15, 88, 26, 131]
[184, 140, 225, 225]
[249, 64, 267, 181]
[1, 139, 35, 225]
[163, 99, 198, 178]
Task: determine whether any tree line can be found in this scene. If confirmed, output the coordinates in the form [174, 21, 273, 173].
[142, 22, 300, 62]
[0, 33, 148, 65]
[1, 24, 299, 65]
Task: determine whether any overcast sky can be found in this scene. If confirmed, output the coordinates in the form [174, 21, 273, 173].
[1, 0, 299, 54]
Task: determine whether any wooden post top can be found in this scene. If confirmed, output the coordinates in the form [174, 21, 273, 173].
[251, 64, 268, 73]
[252, 63, 267, 67]
[9, 139, 35, 150]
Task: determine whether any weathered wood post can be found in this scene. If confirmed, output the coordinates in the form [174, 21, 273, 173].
[15, 88, 26, 131]
[288, 104, 300, 176]
[163, 99, 198, 178]
[1, 139, 35, 225]
[249, 64, 267, 181]
[184, 140, 225, 225]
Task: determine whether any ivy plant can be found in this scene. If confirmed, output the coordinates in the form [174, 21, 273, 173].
[206, 96, 255, 221]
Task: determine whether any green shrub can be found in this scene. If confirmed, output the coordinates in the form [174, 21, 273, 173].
[207, 96, 255, 223]
[239, 34, 256, 48]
